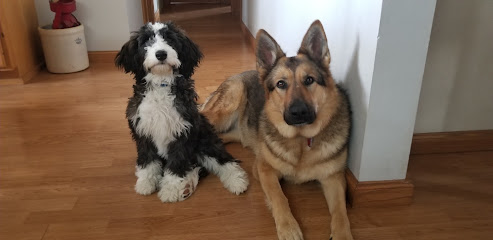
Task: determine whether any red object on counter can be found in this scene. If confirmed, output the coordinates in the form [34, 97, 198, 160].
[50, 0, 80, 29]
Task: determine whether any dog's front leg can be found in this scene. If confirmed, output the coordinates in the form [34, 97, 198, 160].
[198, 123, 249, 195]
[134, 137, 163, 195]
[320, 171, 353, 240]
[200, 155, 249, 195]
[135, 160, 163, 195]
[257, 160, 303, 240]
[157, 139, 200, 203]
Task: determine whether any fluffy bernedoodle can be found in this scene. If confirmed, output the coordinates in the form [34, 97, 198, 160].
[201, 20, 353, 239]
[115, 22, 248, 202]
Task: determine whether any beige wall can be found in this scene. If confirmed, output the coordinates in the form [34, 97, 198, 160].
[34, 0, 143, 51]
[415, 0, 493, 133]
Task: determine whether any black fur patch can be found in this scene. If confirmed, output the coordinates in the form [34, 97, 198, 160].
[313, 63, 328, 87]
[285, 57, 300, 72]
[166, 24, 203, 79]
[267, 82, 276, 92]
[171, 75, 238, 171]
[243, 72, 265, 129]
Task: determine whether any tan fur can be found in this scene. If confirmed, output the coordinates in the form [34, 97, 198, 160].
[201, 21, 353, 240]
[200, 77, 245, 133]
[201, 71, 261, 151]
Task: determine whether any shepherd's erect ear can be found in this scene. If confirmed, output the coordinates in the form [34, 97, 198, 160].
[298, 20, 331, 69]
[115, 34, 139, 74]
[255, 29, 285, 79]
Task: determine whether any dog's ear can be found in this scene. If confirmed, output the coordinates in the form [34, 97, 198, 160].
[177, 33, 203, 79]
[256, 29, 285, 80]
[298, 20, 331, 69]
[115, 34, 140, 74]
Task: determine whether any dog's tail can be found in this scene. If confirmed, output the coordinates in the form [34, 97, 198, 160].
[201, 70, 264, 153]
[200, 73, 249, 142]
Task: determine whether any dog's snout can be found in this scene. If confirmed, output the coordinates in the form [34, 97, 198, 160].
[284, 100, 316, 126]
[155, 50, 167, 61]
[289, 103, 309, 118]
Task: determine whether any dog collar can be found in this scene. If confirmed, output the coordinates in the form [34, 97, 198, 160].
[307, 137, 313, 148]
[160, 83, 169, 87]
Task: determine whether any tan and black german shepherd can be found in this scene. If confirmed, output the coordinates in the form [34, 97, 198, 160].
[201, 20, 353, 240]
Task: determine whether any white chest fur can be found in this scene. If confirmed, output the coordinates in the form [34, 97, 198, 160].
[131, 80, 191, 158]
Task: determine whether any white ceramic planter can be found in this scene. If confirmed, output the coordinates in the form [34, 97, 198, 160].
[38, 24, 89, 73]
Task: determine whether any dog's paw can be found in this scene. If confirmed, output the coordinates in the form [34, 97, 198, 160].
[135, 178, 160, 195]
[220, 162, 249, 195]
[134, 162, 162, 195]
[276, 217, 304, 240]
[157, 168, 200, 202]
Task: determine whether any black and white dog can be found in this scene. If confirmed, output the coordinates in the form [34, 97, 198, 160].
[115, 22, 249, 202]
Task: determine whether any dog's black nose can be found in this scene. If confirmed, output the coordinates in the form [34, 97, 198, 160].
[155, 50, 167, 61]
[284, 100, 316, 125]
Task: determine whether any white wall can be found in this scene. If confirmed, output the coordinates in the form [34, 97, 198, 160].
[243, 0, 435, 181]
[34, 0, 143, 51]
[153, 0, 160, 12]
[358, 0, 436, 181]
[414, 0, 493, 133]
[126, 0, 145, 33]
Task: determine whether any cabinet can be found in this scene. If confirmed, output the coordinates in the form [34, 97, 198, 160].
[0, 0, 44, 83]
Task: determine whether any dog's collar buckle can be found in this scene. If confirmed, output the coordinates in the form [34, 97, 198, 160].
[307, 137, 313, 148]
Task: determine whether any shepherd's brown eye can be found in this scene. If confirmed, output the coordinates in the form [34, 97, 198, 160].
[276, 80, 287, 89]
[304, 76, 314, 86]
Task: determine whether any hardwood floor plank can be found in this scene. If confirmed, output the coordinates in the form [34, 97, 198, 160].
[0, 197, 78, 212]
[0, 223, 48, 240]
[42, 220, 108, 240]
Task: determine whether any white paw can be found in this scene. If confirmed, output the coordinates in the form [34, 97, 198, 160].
[157, 168, 200, 202]
[201, 157, 249, 195]
[220, 162, 249, 195]
[134, 162, 162, 195]
[135, 178, 160, 195]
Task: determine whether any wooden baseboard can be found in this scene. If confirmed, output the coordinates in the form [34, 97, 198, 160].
[88, 51, 118, 64]
[346, 169, 414, 208]
[240, 21, 255, 53]
[0, 68, 19, 79]
[0, 77, 23, 85]
[1, 63, 43, 84]
[21, 62, 44, 83]
[411, 130, 493, 155]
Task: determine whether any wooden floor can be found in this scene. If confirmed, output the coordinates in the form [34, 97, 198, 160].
[1, 6, 493, 240]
